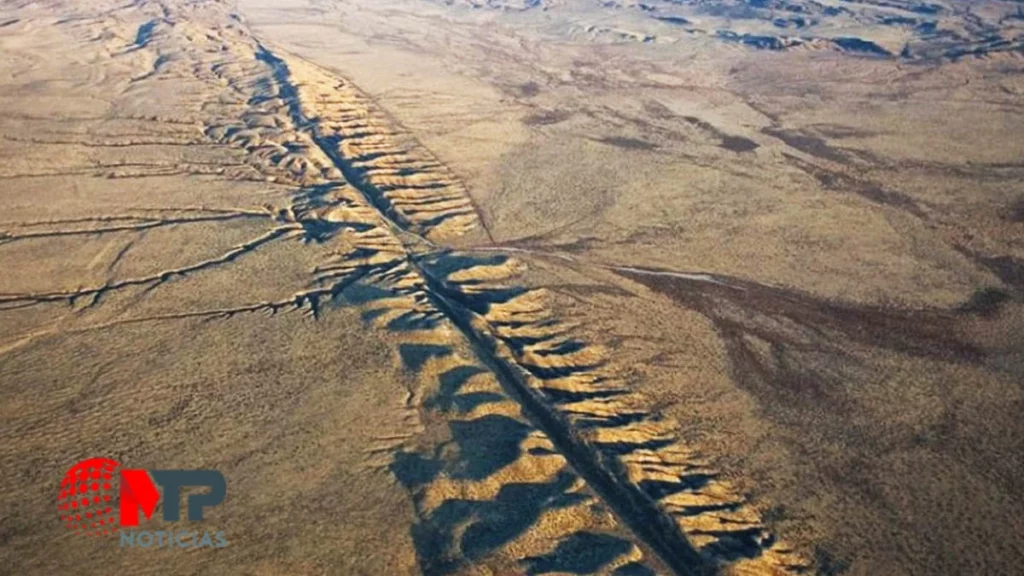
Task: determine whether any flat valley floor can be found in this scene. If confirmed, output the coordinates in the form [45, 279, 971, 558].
[1, 0, 1023, 574]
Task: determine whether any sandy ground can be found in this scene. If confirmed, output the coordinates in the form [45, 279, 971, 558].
[1, 0, 1022, 574]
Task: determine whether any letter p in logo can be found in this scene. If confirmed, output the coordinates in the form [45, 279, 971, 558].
[151, 470, 226, 522]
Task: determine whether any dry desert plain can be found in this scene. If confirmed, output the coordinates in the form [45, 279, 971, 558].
[1, 0, 1023, 574]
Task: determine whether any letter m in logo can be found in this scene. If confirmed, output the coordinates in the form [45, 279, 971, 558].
[119, 469, 159, 527]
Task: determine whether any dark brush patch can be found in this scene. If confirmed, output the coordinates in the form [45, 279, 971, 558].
[814, 546, 853, 576]
[595, 137, 659, 151]
[879, 14, 918, 26]
[720, 135, 760, 153]
[785, 154, 926, 217]
[765, 128, 848, 164]
[715, 30, 789, 50]
[655, 15, 691, 25]
[522, 109, 573, 126]
[517, 81, 541, 98]
[682, 116, 715, 132]
[833, 37, 892, 56]
[855, 184, 922, 214]
[682, 116, 759, 152]
[553, 283, 636, 298]
[643, 100, 676, 120]
[531, 236, 602, 254]
[773, 16, 809, 28]
[971, 253, 1024, 292]
[806, 124, 876, 139]
[958, 288, 1011, 318]
[1009, 197, 1024, 223]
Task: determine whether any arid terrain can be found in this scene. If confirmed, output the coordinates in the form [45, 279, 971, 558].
[0, 0, 1022, 574]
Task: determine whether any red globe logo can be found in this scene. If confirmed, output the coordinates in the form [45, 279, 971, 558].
[58, 458, 120, 537]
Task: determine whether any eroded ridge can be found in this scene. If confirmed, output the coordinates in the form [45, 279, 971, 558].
[412, 252, 811, 576]
[287, 56, 484, 240]
[320, 239, 664, 575]
[97, 0, 483, 244]
[199, 34, 483, 239]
